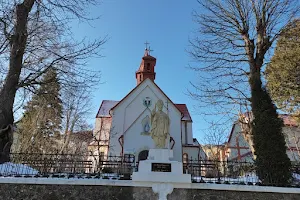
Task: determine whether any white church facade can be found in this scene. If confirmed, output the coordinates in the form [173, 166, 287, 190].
[91, 48, 205, 163]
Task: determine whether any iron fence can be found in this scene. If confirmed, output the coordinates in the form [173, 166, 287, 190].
[0, 153, 136, 180]
[1, 153, 300, 187]
[183, 158, 300, 187]
[183, 159, 257, 184]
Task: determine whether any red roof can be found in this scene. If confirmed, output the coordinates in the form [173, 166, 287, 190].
[175, 104, 192, 121]
[280, 114, 298, 127]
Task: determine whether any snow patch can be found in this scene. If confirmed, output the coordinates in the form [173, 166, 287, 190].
[0, 162, 38, 176]
[293, 173, 300, 182]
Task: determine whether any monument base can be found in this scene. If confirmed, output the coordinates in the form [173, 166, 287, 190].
[132, 149, 191, 183]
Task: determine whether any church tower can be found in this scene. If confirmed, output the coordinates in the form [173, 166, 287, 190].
[135, 47, 156, 85]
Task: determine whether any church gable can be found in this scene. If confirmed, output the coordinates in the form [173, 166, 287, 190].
[111, 79, 181, 114]
[227, 122, 251, 161]
[111, 78, 182, 135]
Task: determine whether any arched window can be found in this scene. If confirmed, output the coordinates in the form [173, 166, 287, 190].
[183, 153, 188, 164]
[138, 150, 149, 162]
[147, 63, 150, 71]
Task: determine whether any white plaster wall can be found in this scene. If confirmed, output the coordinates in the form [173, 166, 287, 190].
[287, 151, 300, 162]
[227, 125, 239, 160]
[187, 122, 193, 144]
[123, 108, 153, 154]
[283, 127, 300, 146]
[91, 118, 112, 157]
[227, 124, 251, 161]
[182, 147, 199, 160]
[108, 113, 123, 156]
[283, 126, 300, 162]
[93, 118, 102, 137]
[227, 123, 300, 162]
[181, 122, 185, 144]
[109, 79, 183, 161]
[94, 118, 112, 140]
[181, 121, 193, 145]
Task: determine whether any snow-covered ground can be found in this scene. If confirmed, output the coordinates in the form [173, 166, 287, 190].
[193, 176, 259, 184]
[0, 162, 38, 176]
[293, 173, 300, 182]
[1, 162, 299, 185]
[192, 173, 300, 185]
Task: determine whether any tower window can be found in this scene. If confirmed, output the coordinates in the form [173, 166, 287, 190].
[147, 63, 150, 71]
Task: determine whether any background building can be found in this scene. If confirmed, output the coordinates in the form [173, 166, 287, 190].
[226, 113, 300, 163]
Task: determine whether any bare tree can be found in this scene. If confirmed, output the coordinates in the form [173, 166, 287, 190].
[189, 0, 299, 121]
[89, 117, 118, 172]
[59, 86, 93, 154]
[189, 0, 299, 185]
[202, 123, 227, 161]
[0, 0, 106, 161]
[200, 123, 228, 179]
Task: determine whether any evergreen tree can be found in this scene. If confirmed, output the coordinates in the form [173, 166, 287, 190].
[266, 19, 300, 121]
[251, 83, 291, 185]
[17, 69, 62, 153]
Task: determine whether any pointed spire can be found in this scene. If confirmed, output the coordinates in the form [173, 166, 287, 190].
[136, 42, 157, 85]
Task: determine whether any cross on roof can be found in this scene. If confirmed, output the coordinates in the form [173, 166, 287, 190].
[144, 41, 150, 50]
[144, 41, 154, 56]
[148, 46, 153, 55]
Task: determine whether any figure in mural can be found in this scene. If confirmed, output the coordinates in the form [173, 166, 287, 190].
[150, 99, 170, 148]
[141, 115, 151, 135]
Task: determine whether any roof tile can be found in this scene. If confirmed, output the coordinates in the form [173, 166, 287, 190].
[175, 104, 192, 121]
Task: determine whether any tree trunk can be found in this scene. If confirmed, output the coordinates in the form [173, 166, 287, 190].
[0, 0, 34, 163]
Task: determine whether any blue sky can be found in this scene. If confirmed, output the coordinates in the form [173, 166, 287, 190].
[71, 0, 219, 142]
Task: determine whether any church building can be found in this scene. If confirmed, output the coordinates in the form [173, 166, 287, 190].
[226, 112, 300, 162]
[91, 48, 205, 163]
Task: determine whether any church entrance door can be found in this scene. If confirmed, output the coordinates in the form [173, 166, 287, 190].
[138, 150, 149, 161]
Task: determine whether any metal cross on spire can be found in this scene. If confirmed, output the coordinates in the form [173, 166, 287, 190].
[148, 46, 153, 55]
[144, 41, 150, 50]
[144, 41, 154, 56]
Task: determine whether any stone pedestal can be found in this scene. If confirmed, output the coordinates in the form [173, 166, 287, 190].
[132, 149, 191, 183]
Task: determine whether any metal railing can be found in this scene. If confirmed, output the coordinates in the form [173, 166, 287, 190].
[183, 158, 300, 187]
[0, 153, 136, 179]
[1, 153, 300, 187]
